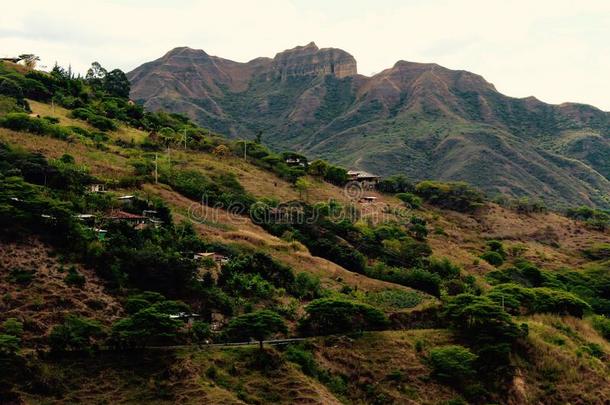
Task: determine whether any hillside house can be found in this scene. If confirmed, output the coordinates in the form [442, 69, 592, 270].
[282, 152, 308, 168]
[360, 196, 378, 203]
[347, 170, 381, 190]
[117, 195, 135, 205]
[87, 184, 106, 193]
[194, 252, 229, 266]
[104, 210, 147, 227]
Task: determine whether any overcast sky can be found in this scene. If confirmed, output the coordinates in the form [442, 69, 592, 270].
[2, 0, 608, 110]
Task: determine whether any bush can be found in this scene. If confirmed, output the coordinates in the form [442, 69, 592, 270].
[428, 257, 461, 279]
[70, 108, 117, 131]
[531, 288, 591, 317]
[583, 243, 610, 261]
[64, 267, 86, 287]
[480, 251, 504, 267]
[49, 315, 104, 352]
[300, 298, 389, 335]
[0, 334, 20, 355]
[367, 265, 441, 297]
[488, 283, 590, 317]
[0, 113, 71, 139]
[429, 345, 478, 382]
[396, 192, 422, 209]
[1, 318, 23, 337]
[590, 315, 610, 340]
[378, 175, 414, 193]
[291, 272, 322, 300]
[415, 181, 483, 212]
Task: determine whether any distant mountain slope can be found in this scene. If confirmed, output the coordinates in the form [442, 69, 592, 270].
[128, 43, 610, 208]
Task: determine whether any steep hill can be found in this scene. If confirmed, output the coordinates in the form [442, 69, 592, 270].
[128, 44, 610, 209]
[2, 60, 610, 404]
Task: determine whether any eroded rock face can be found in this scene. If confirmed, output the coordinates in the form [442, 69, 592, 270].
[270, 42, 357, 80]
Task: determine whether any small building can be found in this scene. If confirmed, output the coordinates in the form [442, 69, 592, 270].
[87, 184, 106, 193]
[360, 196, 378, 203]
[93, 228, 107, 241]
[168, 312, 200, 326]
[285, 157, 307, 167]
[194, 252, 229, 266]
[142, 210, 163, 228]
[104, 210, 147, 226]
[117, 195, 135, 203]
[282, 152, 308, 168]
[347, 170, 381, 190]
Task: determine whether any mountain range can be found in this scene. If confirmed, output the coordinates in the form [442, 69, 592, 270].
[128, 42, 610, 209]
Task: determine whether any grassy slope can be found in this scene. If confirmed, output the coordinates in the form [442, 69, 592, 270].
[2, 98, 610, 404]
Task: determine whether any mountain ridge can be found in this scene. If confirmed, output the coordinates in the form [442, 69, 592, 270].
[128, 43, 610, 209]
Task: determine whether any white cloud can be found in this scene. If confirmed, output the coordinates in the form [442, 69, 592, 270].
[1, 0, 608, 109]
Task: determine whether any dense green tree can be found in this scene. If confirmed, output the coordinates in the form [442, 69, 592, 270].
[111, 307, 183, 347]
[429, 345, 478, 383]
[104, 69, 130, 98]
[300, 298, 389, 335]
[224, 310, 287, 349]
[308, 159, 329, 177]
[49, 315, 104, 352]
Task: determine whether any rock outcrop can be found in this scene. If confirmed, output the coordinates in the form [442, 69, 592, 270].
[269, 42, 357, 80]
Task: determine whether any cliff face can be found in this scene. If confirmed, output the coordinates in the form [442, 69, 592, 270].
[269, 42, 357, 80]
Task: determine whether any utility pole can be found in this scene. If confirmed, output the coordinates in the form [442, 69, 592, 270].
[243, 139, 247, 160]
[183, 128, 187, 149]
[154, 153, 158, 184]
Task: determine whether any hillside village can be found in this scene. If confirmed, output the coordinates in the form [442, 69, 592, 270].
[0, 58, 609, 405]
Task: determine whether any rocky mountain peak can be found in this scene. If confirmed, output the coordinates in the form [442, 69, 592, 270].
[271, 42, 357, 79]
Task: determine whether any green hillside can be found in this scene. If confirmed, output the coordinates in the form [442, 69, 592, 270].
[1, 60, 610, 404]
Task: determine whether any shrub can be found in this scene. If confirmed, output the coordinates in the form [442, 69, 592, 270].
[9, 268, 35, 285]
[1, 318, 23, 337]
[64, 267, 86, 287]
[381, 237, 432, 268]
[531, 288, 591, 317]
[428, 257, 461, 279]
[429, 345, 478, 382]
[415, 181, 483, 212]
[0, 113, 71, 139]
[284, 344, 318, 376]
[480, 251, 504, 267]
[291, 272, 322, 300]
[300, 298, 389, 335]
[190, 321, 211, 343]
[49, 315, 104, 352]
[486, 240, 507, 259]
[367, 265, 441, 297]
[590, 315, 610, 340]
[396, 192, 422, 209]
[378, 175, 414, 193]
[583, 243, 610, 261]
[0, 334, 20, 355]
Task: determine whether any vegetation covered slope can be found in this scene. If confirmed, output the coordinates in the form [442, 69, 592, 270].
[128, 44, 610, 209]
[1, 60, 609, 404]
